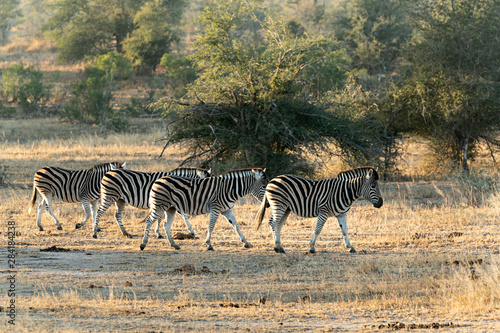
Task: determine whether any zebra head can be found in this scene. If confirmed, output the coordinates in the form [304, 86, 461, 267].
[197, 168, 211, 178]
[250, 168, 267, 201]
[358, 168, 383, 208]
[111, 162, 126, 170]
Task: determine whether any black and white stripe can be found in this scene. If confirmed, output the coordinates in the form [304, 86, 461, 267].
[28, 162, 125, 231]
[255, 167, 383, 254]
[88, 167, 211, 238]
[140, 168, 267, 251]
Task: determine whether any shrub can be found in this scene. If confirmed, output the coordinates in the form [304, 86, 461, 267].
[60, 65, 128, 131]
[96, 52, 132, 81]
[1, 63, 51, 114]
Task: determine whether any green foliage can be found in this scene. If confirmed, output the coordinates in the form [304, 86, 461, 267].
[158, 53, 197, 97]
[1, 63, 51, 114]
[160, 0, 384, 175]
[0, 0, 21, 43]
[60, 65, 128, 130]
[123, 0, 185, 72]
[44, 0, 186, 64]
[330, 0, 413, 76]
[398, 0, 500, 172]
[96, 52, 132, 80]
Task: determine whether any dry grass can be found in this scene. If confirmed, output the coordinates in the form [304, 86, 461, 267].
[0, 118, 499, 332]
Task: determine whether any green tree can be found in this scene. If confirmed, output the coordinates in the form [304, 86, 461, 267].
[123, 0, 185, 72]
[0, 0, 22, 43]
[1, 63, 51, 114]
[60, 53, 129, 130]
[159, 0, 384, 175]
[330, 0, 413, 77]
[399, 0, 500, 173]
[44, 0, 185, 64]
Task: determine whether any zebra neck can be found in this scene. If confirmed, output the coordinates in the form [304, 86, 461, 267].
[222, 174, 255, 199]
[347, 178, 363, 201]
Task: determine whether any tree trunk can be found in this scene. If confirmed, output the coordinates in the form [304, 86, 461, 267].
[461, 139, 469, 174]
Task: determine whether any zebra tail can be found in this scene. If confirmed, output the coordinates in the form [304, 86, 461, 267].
[28, 185, 37, 214]
[254, 196, 268, 230]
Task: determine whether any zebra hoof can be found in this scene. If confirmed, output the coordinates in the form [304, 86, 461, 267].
[157, 234, 164, 239]
[274, 247, 286, 254]
[349, 248, 357, 253]
[57, 226, 63, 231]
[309, 249, 316, 254]
[244, 243, 253, 249]
[140, 244, 145, 251]
[97, 227, 102, 232]
[123, 233, 133, 239]
[92, 234, 97, 239]
[190, 232, 196, 237]
[173, 245, 181, 250]
[206, 245, 214, 251]
[75, 223, 82, 229]
[38, 227, 44, 231]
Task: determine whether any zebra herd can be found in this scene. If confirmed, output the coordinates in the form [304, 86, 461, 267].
[29, 162, 383, 254]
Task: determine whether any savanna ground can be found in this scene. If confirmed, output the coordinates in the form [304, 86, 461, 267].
[0, 117, 499, 332]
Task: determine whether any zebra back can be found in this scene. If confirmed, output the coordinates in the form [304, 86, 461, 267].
[150, 168, 267, 215]
[99, 166, 210, 209]
[336, 167, 379, 181]
[168, 167, 211, 179]
[32, 161, 125, 204]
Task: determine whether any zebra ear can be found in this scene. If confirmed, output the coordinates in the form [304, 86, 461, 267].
[122, 162, 127, 168]
[207, 168, 212, 175]
[366, 168, 373, 179]
[263, 168, 266, 173]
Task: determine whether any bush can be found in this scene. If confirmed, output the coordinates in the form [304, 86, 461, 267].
[158, 53, 197, 98]
[95, 52, 132, 81]
[60, 65, 128, 131]
[1, 63, 51, 114]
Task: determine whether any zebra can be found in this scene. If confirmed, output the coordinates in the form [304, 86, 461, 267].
[140, 168, 267, 251]
[87, 167, 211, 239]
[255, 167, 383, 254]
[28, 161, 125, 231]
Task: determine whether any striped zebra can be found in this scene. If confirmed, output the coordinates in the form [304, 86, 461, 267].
[28, 162, 125, 231]
[255, 167, 383, 254]
[87, 167, 211, 239]
[140, 168, 267, 251]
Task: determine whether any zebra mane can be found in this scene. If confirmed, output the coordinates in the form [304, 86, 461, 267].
[221, 168, 266, 178]
[337, 167, 379, 180]
[171, 167, 208, 172]
[89, 161, 121, 171]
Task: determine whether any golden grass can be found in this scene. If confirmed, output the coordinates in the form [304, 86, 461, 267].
[0, 118, 499, 332]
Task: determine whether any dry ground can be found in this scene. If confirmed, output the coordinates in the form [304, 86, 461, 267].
[0, 118, 499, 332]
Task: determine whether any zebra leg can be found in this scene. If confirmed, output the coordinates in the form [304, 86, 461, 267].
[178, 212, 195, 237]
[90, 200, 101, 232]
[77, 200, 92, 230]
[205, 210, 221, 251]
[336, 214, 356, 253]
[114, 199, 132, 238]
[221, 209, 252, 248]
[140, 209, 162, 251]
[154, 214, 164, 238]
[309, 213, 329, 254]
[44, 195, 63, 230]
[162, 208, 180, 250]
[36, 199, 46, 231]
[92, 200, 114, 238]
[272, 210, 290, 254]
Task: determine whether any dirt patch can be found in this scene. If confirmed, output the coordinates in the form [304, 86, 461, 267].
[40, 245, 73, 252]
